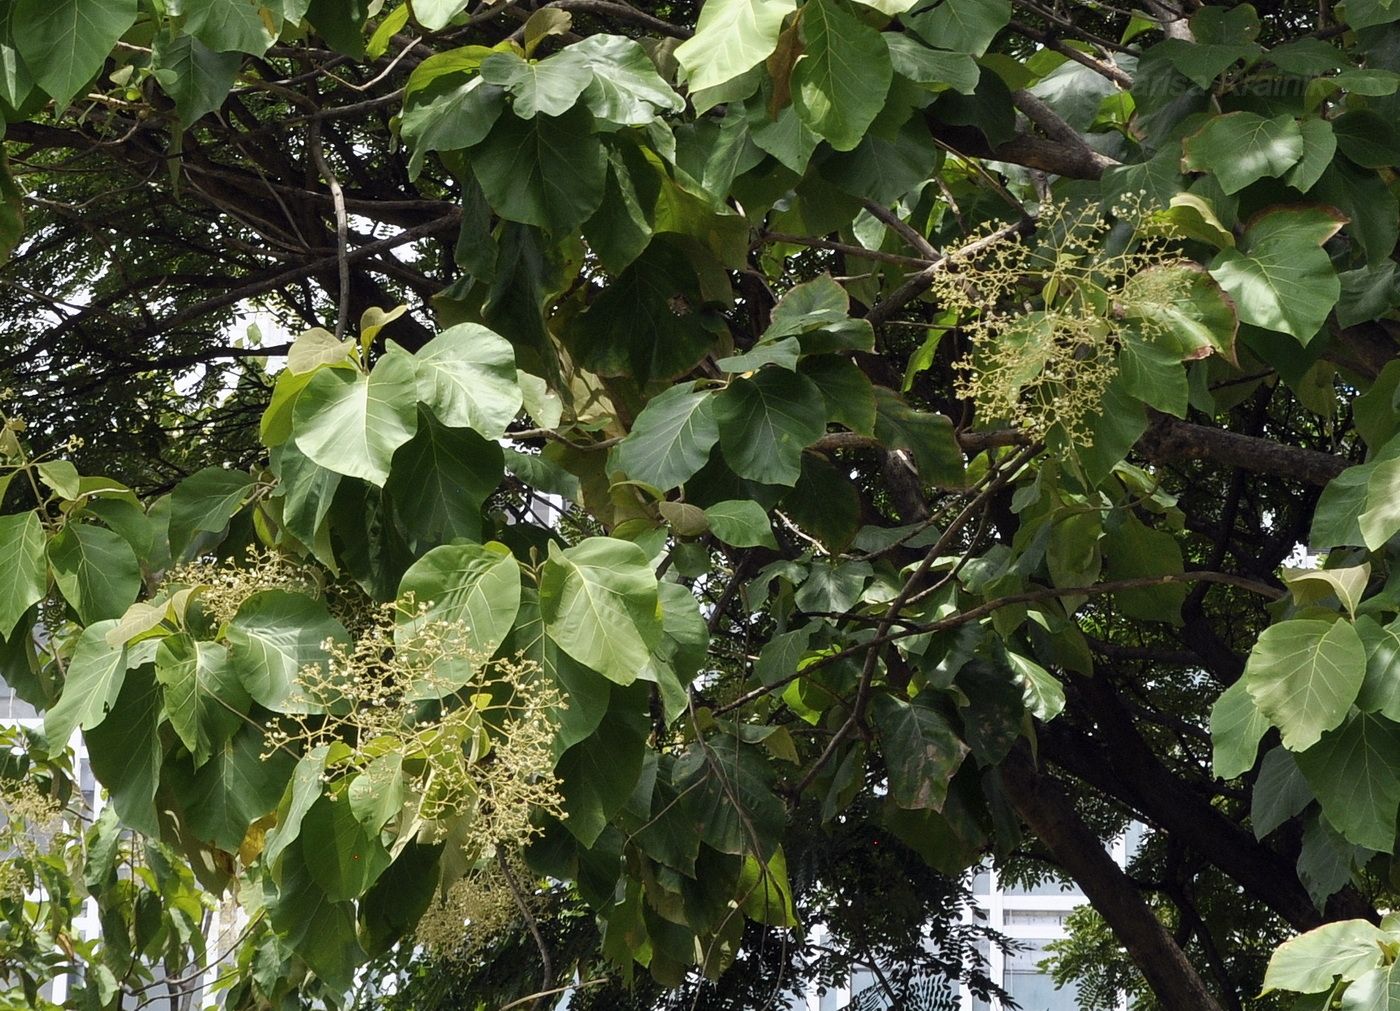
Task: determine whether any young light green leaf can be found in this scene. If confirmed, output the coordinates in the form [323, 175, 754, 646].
[1262, 919, 1387, 994]
[44, 619, 127, 748]
[1211, 678, 1269, 779]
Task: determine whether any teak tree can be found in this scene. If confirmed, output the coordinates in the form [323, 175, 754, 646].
[0, 0, 1398, 1009]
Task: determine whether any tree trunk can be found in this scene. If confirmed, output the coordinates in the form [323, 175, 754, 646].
[998, 747, 1228, 1011]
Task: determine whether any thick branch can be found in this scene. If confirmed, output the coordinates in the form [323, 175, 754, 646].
[999, 747, 1228, 1011]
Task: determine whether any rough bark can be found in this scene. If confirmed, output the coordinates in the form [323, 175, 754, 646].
[999, 747, 1229, 1011]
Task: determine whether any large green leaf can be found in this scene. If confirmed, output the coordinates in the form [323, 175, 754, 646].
[479, 49, 593, 118]
[1297, 712, 1400, 852]
[300, 794, 391, 900]
[1181, 112, 1304, 195]
[400, 76, 506, 158]
[183, 0, 278, 55]
[172, 722, 294, 851]
[903, 0, 1010, 57]
[152, 31, 242, 127]
[168, 466, 254, 558]
[792, 0, 893, 152]
[571, 35, 684, 126]
[1211, 678, 1269, 779]
[225, 590, 349, 712]
[674, 0, 795, 92]
[396, 541, 522, 695]
[43, 619, 126, 748]
[713, 369, 827, 486]
[1357, 616, 1400, 722]
[610, 383, 721, 490]
[385, 411, 503, 548]
[555, 708, 649, 845]
[1120, 263, 1238, 365]
[705, 500, 778, 549]
[155, 634, 248, 769]
[292, 351, 419, 486]
[1210, 206, 1345, 343]
[1244, 618, 1368, 752]
[509, 588, 610, 757]
[47, 523, 141, 624]
[85, 666, 161, 837]
[407, 323, 521, 438]
[13, 0, 137, 107]
[0, 510, 46, 640]
[1360, 457, 1400, 550]
[872, 694, 970, 811]
[538, 538, 661, 685]
[1263, 919, 1387, 994]
[472, 105, 607, 235]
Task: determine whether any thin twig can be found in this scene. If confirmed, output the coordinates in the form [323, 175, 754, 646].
[308, 120, 350, 339]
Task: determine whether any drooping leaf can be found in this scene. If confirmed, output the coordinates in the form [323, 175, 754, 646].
[472, 105, 608, 235]
[792, 0, 893, 152]
[156, 633, 249, 769]
[168, 466, 253, 558]
[12, 0, 138, 107]
[674, 0, 796, 92]
[292, 351, 419, 486]
[47, 523, 141, 624]
[1211, 678, 1269, 779]
[1210, 206, 1345, 343]
[43, 619, 126, 748]
[713, 369, 827, 486]
[1296, 712, 1400, 852]
[385, 411, 503, 548]
[873, 693, 970, 811]
[0, 510, 46, 640]
[226, 590, 350, 712]
[1244, 618, 1368, 752]
[172, 722, 294, 852]
[85, 666, 161, 837]
[538, 538, 661, 685]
